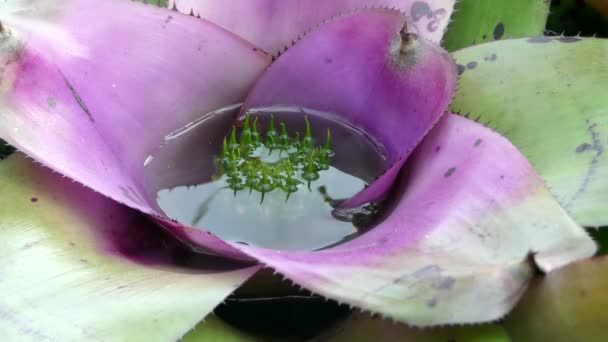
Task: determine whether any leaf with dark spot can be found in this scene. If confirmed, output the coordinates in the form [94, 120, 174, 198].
[527, 36, 553, 43]
[576, 143, 593, 153]
[452, 37, 608, 226]
[483, 53, 498, 61]
[457, 64, 466, 75]
[444, 167, 456, 178]
[443, 0, 550, 51]
[557, 36, 582, 43]
[493, 22, 505, 40]
[411, 1, 432, 21]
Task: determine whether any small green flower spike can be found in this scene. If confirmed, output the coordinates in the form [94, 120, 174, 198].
[240, 113, 252, 151]
[302, 149, 321, 191]
[279, 123, 290, 152]
[266, 115, 277, 153]
[216, 113, 334, 201]
[228, 126, 239, 155]
[251, 117, 261, 148]
[303, 116, 313, 149]
[293, 132, 301, 150]
[323, 129, 332, 154]
[220, 137, 231, 170]
[282, 160, 301, 202]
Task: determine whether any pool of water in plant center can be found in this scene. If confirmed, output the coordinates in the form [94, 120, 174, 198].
[143, 105, 389, 251]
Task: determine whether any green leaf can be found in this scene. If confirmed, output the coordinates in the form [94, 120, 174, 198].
[316, 312, 510, 342]
[182, 316, 258, 342]
[133, 0, 169, 7]
[443, 0, 550, 51]
[0, 154, 259, 341]
[450, 37, 608, 227]
[505, 256, 608, 341]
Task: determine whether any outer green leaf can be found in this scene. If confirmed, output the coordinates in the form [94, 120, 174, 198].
[0, 154, 259, 341]
[504, 256, 608, 342]
[450, 37, 608, 227]
[134, 0, 169, 6]
[314, 312, 509, 341]
[182, 316, 258, 342]
[443, 0, 550, 51]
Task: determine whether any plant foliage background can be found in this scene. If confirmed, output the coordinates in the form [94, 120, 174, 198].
[0, 0, 606, 340]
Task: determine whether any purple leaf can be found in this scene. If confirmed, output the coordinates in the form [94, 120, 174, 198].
[225, 114, 596, 325]
[243, 9, 458, 207]
[0, 153, 260, 340]
[0, 0, 270, 216]
[168, 0, 456, 54]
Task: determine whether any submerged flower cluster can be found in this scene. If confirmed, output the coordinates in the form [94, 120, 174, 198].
[217, 113, 334, 202]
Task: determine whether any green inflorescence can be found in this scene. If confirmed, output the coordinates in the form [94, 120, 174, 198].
[217, 113, 334, 202]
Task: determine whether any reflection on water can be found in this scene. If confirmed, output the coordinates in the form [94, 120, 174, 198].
[143, 104, 388, 251]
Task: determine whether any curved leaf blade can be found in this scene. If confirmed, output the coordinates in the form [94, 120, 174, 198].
[443, 0, 550, 51]
[228, 114, 596, 326]
[450, 37, 608, 226]
[242, 9, 457, 208]
[0, 0, 270, 215]
[0, 154, 259, 341]
[0, 0, 269, 259]
[168, 0, 456, 54]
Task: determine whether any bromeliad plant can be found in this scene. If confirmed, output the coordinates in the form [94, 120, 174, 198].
[0, 0, 606, 340]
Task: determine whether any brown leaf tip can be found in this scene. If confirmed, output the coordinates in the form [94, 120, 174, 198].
[390, 29, 420, 69]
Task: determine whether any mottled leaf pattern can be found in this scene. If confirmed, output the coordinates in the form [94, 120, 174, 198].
[443, 0, 550, 51]
[451, 37, 608, 227]
[0, 154, 259, 341]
